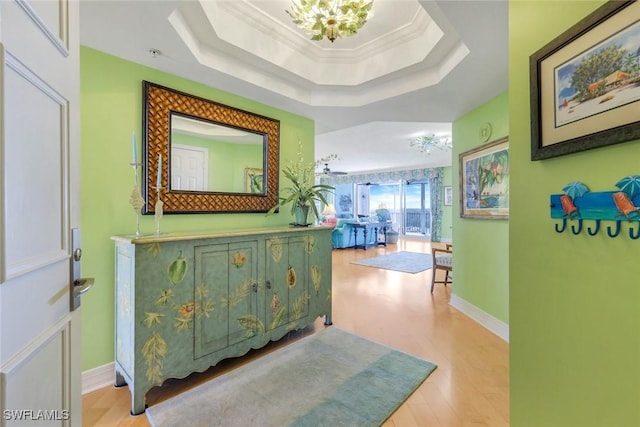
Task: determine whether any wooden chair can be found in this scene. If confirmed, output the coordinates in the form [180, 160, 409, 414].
[431, 244, 452, 293]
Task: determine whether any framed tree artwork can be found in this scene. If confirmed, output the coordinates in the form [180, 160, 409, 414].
[530, 0, 640, 160]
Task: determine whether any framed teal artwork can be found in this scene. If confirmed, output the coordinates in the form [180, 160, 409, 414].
[459, 137, 509, 219]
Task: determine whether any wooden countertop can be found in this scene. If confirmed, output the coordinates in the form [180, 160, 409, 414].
[112, 224, 333, 244]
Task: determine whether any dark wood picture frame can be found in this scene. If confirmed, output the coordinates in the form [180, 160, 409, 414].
[530, 0, 640, 160]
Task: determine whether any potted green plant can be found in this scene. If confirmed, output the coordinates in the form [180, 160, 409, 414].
[267, 141, 334, 225]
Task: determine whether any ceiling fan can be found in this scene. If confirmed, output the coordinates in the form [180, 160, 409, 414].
[320, 163, 348, 176]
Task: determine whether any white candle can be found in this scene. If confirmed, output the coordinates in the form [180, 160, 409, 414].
[131, 131, 137, 163]
[156, 154, 162, 189]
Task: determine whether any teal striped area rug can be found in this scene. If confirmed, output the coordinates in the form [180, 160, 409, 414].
[351, 251, 433, 274]
[146, 327, 437, 427]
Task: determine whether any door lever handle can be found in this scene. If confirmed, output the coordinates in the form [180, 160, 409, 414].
[73, 277, 95, 298]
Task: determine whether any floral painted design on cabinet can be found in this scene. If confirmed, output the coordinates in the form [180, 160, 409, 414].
[167, 251, 188, 285]
[231, 251, 247, 268]
[113, 228, 332, 415]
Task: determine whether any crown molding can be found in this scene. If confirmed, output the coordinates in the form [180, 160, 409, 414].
[179, 0, 457, 86]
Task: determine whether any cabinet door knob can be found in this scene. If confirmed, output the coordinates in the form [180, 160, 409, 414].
[252, 283, 258, 292]
[265, 280, 271, 289]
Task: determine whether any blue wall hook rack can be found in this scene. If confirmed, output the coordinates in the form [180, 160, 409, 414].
[550, 177, 640, 239]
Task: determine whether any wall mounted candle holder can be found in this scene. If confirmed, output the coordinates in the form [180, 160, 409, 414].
[550, 176, 640, 239]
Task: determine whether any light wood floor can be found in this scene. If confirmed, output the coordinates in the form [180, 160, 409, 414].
[82, 238, 509, 427]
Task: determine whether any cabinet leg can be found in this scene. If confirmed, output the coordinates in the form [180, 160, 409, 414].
[324, 314, 333, 325]
[130, 385, 147, 415]
[114, 369, 127, 388]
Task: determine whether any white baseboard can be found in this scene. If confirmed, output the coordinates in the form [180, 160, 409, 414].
[82, 362, 114, 395]
[449, 294, 509, 342]
[81, 295, 506, 394]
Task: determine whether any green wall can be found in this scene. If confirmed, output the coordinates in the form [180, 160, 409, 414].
[80, 47, 314, 371]
[452, 92, 509, 323]
[510, 1, 640, 425]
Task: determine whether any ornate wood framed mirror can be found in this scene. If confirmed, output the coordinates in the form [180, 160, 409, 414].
[142, 81, 280, 214]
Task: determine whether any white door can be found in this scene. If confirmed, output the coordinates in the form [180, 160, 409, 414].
[171, 144, 208, 191]
[0, 1, 83, 426]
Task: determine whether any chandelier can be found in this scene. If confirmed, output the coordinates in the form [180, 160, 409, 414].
[286, 0, 374, 43]
[410, 134, 453, 154]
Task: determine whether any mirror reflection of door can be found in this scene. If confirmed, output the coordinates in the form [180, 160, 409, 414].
[171, 144, 208, 191]
[170, 113, 264, 194]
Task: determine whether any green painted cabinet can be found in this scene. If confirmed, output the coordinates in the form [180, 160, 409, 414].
[265, 235, 309, 333]
[193, 240, 260, 359]
[112, 227, 332, 415]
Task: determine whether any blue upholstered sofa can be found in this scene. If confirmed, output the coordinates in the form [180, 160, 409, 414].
[331, 219, 381, 249]
[332, 219, 356, 248]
